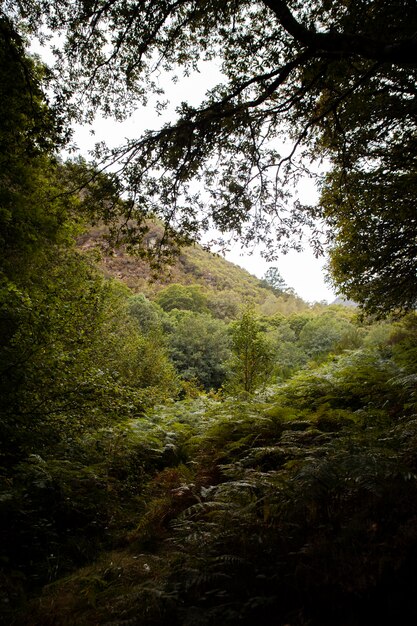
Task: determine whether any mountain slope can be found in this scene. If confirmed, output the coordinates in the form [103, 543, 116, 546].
[78, 225, 309, 316]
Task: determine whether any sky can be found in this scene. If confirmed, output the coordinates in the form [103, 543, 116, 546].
[224, 228, 335, 304]
[35, 41, 337, 304]
[73, 119, 336, 303]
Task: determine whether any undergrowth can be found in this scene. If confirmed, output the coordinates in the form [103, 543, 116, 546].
[5, 324, 417, 625]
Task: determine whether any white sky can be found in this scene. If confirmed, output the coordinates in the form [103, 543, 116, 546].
[35, 41, 336, 303]
[225, 245, 334, 303]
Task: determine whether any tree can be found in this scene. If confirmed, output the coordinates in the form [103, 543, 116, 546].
[156, 284, 209, 313]
[0, 23, 179, 464]
[0, 15, 67, 277]
[228, 306, 273, 393]
[298, 310, 362, 359]
[261, 266, 288, 294]
[7, 1, 417, 314]
[128, 294, 164, 333]
[166, 310, 231, 390]
[324, 169, 417, 316]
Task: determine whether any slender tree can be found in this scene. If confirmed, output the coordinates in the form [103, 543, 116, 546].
[228, 306, 273, 393]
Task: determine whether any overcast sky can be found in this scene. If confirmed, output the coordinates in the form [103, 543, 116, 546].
[35, 40, 337, 303]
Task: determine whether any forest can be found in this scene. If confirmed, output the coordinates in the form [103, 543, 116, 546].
[2, 1, 417, 625]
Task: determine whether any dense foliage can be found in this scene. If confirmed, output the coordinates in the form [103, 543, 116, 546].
[0, 18, 180, 612]
[2, 4, 417, 626]
[4, 313, 417, 626]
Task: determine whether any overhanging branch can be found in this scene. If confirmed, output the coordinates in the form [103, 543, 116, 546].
[262, 0, 417, 66]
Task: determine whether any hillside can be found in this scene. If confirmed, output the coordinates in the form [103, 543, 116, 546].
[77, 225, 309, 316]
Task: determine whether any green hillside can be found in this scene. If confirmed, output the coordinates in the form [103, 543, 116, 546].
[77, 224, 308, 317]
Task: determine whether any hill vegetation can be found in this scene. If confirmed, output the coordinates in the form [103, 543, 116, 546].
[77, 224, 308, 318]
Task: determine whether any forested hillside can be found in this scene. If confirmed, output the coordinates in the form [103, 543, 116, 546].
[78, 224, 308, 316]
[2, 2, 417, 625]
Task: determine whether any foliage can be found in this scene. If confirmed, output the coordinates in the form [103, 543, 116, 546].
[266, 324, 308, 379]
[287, 311, 312, 338]
[166, 310, 231, 391]
[325, 167, 417, 316]
[0, 29, 178, 618]
[4, 8, 417, 625]
[0, 17, 72, 280]
[14, 315, 417, 626]
[2, 251, 180, 458]
[7, 0, 417, 312]
[297, 309, 363, 358]
[0, 419, 175, 611]
[128, 293, 164, 333]
[227, 306, 274, 393]
[156, 283, 209, 313]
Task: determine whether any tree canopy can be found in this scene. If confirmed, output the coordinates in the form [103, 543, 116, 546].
[5, 1, 417, 314]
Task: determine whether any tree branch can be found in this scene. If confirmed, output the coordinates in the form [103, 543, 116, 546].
[262, 0, 417, 66]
